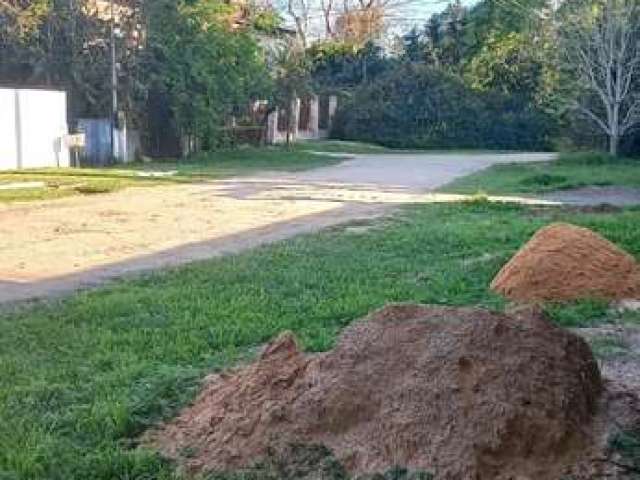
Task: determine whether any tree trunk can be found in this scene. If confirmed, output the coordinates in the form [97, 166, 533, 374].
[609, 133, 619, 156]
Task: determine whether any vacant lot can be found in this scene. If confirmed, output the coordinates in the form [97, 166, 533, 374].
[2, 150, 640, 479]
[0, 151, 552, 303]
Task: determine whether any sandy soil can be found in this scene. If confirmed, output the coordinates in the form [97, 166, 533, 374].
[148, 304, 602, 479]
[0, 152, 554, 304]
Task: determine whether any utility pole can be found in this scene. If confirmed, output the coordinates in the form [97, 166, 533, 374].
[110, 0, 118, 163]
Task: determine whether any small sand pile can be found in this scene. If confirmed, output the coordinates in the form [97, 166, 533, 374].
[149, 304, 602, 479]
[491, 223, 640, 302]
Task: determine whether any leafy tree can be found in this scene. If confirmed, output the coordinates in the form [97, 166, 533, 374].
[466, 32, 543, 101]
[145, 0, 271, 151]
[463, 0, 550, 53]
[419, 1, 469, 71]
[309, 39, 392, 91]
[402, 27, 425, 63]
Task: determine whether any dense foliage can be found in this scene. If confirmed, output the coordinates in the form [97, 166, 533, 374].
[145, 0, 271, 150]
[312, 0, 562, 151]
[317, 0, 640, 155]
[0, 0, 273, 152]
[3, 0, 640, 155]
[330, 64, 553, 150]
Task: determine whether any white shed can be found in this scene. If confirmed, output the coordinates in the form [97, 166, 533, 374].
[0, 87, 70, 170]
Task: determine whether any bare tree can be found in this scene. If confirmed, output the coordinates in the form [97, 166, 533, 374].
[561, 0, 640, 156]
[320, 0, 334, 37]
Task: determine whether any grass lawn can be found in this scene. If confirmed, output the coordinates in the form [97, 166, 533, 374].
[443, 152, 640, 195]
[0, 145, 346, 203]
[0, 168, 168, 203]
[292, 139, 389, 154]
[2, 199, 640, 479]
[128, 145, 348, 177]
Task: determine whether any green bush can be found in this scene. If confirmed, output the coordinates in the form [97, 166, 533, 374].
[330, 64, 554, 150]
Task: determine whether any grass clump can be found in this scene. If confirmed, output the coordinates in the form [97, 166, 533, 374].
[544, 299, 611, 328]
[443, 152, 640, 195]
[519, 173, 569, 188]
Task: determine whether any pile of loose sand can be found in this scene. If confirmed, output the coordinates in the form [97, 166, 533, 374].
[148, 304, 602, 479]
[491, 223, 640, 302]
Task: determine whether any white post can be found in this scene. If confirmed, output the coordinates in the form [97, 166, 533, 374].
[267, 109, 279, 144]
[309, 95, 319, 137]
[14, 89, 23, 169]
[328, 95, 338, 130]
[290, 98, 300, 141]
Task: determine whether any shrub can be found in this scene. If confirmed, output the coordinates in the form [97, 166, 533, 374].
[330, 64, 553, 150]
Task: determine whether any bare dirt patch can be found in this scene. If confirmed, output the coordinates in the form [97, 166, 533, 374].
[491, 223, 640, 302]
[147, 304, 604, 479]
[0, 152, 552, 304]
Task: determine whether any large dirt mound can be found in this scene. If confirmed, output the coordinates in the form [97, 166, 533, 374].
[491, 223, 640, 302]
[149, 305, 602, 479]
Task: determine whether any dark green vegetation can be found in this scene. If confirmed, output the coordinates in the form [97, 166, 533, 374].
[0, 146, 340, 203]
[330, 64, 552, 150]
[313, 0, 558, 151]
[444, 153, 640, 195]
[316, 0, 640, 156]
[2, 199, 640, 479]
[4, 0, 638, 157]
[1, 0, 274, 151]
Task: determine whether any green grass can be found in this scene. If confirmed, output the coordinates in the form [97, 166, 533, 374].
[0, 169, 165, 203]
[1, 200, 640, 479]
[0, 146, 345, 203]
[443, 152, 640, 195]
[128, 146, 345, 178]
[292, 139, 389, 154]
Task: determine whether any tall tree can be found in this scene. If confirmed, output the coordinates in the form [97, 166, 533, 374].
[561, 0, 640, 155]
[466, 32, 543, 100]
[402, 26, 424, 63]
[146, 0, 271, 152]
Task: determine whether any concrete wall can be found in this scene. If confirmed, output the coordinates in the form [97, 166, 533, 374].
[0, 88, 70, 170]
[0, 89, 19, 171]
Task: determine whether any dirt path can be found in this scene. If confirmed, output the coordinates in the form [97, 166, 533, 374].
[0, 152, 554, 304]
